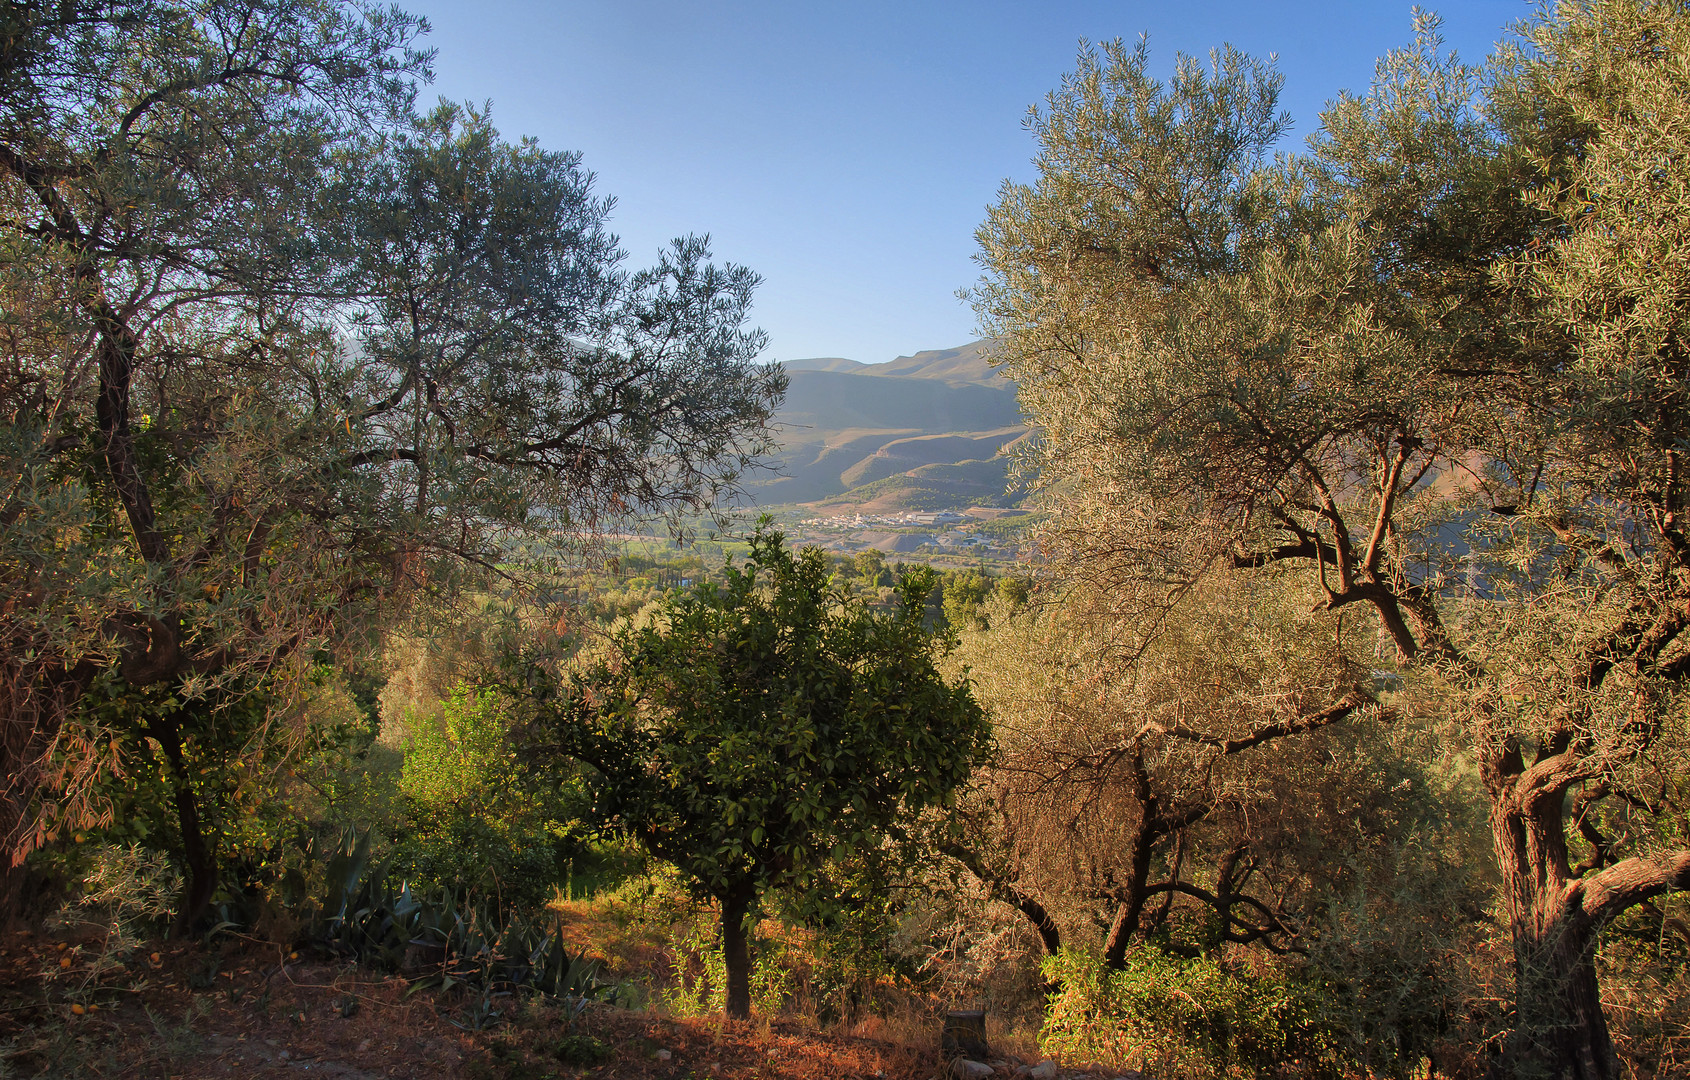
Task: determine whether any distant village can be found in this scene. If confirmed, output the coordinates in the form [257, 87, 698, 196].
[779, 506, 1033, 560]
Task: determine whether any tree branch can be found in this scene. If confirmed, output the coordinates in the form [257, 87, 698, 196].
[1573, 849, 1690, 929]
[1140, 688, 1372, 755]
[940, 841, 1062, 956]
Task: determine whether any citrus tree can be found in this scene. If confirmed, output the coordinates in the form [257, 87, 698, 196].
[515, 528, 990, 1018]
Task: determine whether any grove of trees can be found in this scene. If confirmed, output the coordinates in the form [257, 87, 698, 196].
[5, 2, 1690, 1080]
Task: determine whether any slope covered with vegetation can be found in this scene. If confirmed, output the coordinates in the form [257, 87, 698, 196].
[5, 3, 1690, 1080]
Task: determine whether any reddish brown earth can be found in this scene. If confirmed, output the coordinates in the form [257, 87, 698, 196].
[0, 928, 947, 1079]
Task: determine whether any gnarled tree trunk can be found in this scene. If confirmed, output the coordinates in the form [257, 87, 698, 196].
[1487, 744, 1690, 1080]
[1492, 796, 1616, 1080]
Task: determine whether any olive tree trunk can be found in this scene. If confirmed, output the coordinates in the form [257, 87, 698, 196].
[150, 717, 217, 938]
[1487, 759, 1690, 1080]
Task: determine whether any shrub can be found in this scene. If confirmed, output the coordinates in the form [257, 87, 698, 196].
[1040, 946, 1343, 1079]
[1595, 899, 1690, 1080]
[547, 1034, 612, 1066]
[661, 902, 792, 1018]
[392, 687, 579, 909]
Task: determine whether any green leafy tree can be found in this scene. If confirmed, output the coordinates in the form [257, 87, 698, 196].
[970, 9, 1690, 1077]
[515, 528, 990, 1018]
[852, 548, 893, 589]
[940, 569, 996, 632]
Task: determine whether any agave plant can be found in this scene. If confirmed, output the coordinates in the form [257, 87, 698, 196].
[312, 828, 612, 1026]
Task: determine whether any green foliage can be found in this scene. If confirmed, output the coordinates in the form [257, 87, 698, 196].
[66, 845, 182, 934]
[524, 526, 990, 908]
[662, 909, 793, 1018]
[33, 662, 398, 934]
[518, 526, 990, 1015]
[852, 548, 894, 589]
[313, 828, 613, 1010]
[1595, 899, 1690, 1079]
[400, 688, 519, 821]
[221, 669, 389, 890]
[316, 829, 441, 968]
[1299, 830, 1494, 1077]
[969, 514, 1044, 543]
[43, 674, 276, 887]
[545, 1034, 613, 1067]
[36, 844, 183, 1008]
[1040, 946, 1342, 1080]
[775, 873, 920, 1025]
[392, 687, 579, 910]
[939, 569, 1030, 631]
[941, 570, 991, 631]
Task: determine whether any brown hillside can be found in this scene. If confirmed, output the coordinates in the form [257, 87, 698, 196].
[837, 429, 1025, 489]
[751, 342, 1025, 509]
[875, 339, 1000, 384]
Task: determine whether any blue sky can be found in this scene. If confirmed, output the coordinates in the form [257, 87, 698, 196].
[407, 1, 1531, 365]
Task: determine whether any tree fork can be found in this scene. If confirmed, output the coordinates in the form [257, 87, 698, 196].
[91, 294, 170, 569]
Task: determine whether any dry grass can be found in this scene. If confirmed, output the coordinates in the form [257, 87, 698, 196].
[547, 896, 671, 986]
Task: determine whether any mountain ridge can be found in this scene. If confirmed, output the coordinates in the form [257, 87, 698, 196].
[780, 339, 1000, 385]
[752, 340, 1026, 508]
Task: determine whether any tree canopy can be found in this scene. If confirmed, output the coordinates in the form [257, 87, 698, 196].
[0, 0, 784, 926]
[971, 5, 1690, 1077]
[515, 529, 990, 1018]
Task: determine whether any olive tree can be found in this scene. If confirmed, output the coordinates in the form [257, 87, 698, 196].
[1, 0, 432, 923]
[944, 576, 1489, 1074]
[948, 577, 1377, 961]
[971, 8, 1690, 1077]
[514, 529, 990, 1019]
[0, 0, 784, 927]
